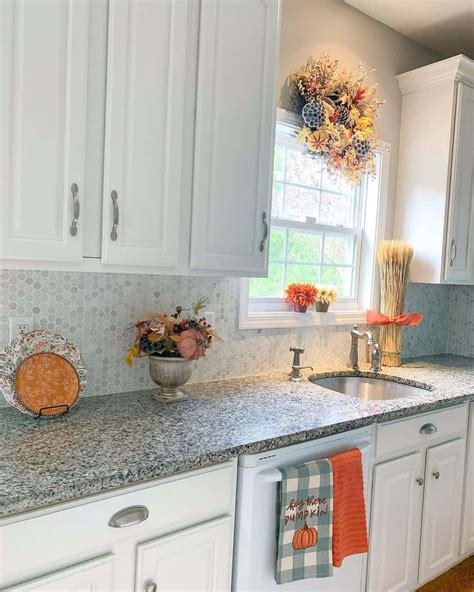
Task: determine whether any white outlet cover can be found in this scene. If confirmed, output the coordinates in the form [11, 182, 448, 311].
[204, 311, 215, 326]
[9, 317, 34, 341]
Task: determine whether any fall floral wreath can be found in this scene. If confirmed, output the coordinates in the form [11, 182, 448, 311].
[290, 55, 384, 185]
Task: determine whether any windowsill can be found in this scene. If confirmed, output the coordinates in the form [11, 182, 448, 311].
[238, 309, 368, 330]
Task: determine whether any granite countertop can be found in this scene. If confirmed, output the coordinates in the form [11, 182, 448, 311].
[1, 354, 473, 519]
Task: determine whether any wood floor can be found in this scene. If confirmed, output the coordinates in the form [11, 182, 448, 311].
[417, 556, 474, 591]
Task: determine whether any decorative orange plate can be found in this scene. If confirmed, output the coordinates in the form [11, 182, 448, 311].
[0, 330, 87, 417]
[15, 353, 80, 416]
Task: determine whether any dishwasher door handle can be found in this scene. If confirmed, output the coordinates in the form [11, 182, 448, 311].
[256, 443, 372, 483]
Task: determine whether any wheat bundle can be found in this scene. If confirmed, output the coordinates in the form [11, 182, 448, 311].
[377, 240, 414, 366]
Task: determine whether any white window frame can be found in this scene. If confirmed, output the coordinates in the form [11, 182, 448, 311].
[239, 109, 390, 330]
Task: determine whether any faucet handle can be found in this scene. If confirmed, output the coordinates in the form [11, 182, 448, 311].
[290, 346, 305, 354]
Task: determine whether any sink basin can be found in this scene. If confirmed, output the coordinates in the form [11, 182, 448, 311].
[311, 375, 431, 401]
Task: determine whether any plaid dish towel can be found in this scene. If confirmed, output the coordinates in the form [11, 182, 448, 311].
[276, 459, 333, 584]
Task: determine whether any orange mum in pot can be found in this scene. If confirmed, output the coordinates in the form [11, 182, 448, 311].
[285, 283, 318, 313]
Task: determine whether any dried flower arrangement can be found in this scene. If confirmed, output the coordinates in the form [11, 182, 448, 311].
[376, 240, 416, 366]
[285, 283, 318, 313]
[290, 55, 384, 185]
[125, 299, 222, 365]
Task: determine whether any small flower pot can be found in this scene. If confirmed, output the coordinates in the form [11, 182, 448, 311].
[315, 301, 330, 313]
[293, 303, 308, 313]
[149, 355, 192, 403]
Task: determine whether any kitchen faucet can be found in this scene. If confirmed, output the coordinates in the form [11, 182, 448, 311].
[349, 325, 374, 371]
[289, 347, 313, 382]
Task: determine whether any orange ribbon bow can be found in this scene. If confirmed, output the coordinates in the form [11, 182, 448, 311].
[367, 310, 424, 326]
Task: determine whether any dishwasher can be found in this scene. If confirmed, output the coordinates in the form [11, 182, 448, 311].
[233, 426, 373, 592]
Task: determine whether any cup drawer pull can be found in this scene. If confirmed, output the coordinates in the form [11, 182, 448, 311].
[419, 423, 437, 435]
[108, 505, 149, 528]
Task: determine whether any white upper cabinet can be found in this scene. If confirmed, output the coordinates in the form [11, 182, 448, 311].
[394, 55, 474, 284]
[190, 0, 281, 275]
[0, 0, 89, 262]
[101, 0, 191, 267]
[444, 82, 474, 282]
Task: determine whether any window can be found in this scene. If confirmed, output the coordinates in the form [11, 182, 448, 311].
[240, 110, 388, 329]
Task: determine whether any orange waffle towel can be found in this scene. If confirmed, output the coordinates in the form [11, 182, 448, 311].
[329, 448, 369, 568]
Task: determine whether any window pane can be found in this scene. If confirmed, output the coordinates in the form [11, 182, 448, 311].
[319, 192, 353, 227]
[286, 148, 322, 187]
[249, 262, 284, 297]
[284, 185, 319, 221]
[286, 264, 320, 285]
[273, 145, 285, 181]
[288, 230, 322, 262]
[271, 182, 283, 218]
[324, 235, 354, 265]
[321, 167, 353, 195]
[322, 266, 353, 297]
[269, 227, 286, 260]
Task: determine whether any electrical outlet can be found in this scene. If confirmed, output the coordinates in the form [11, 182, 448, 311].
[9, 317, 34, 341]
[205, 311, 215, 326]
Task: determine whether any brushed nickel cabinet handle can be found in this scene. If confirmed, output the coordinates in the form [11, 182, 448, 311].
[419, 423, 437, 435]
[432, 471, 440, 479]
[259, 212, 268, 252]
[111, 190, 119, 241]
[145, 584, 157, 592]
[69, 183, 80, 237]
[450, 238, 457, 267]
[108, 505, 149, 528]
[416, 477, 424, 486]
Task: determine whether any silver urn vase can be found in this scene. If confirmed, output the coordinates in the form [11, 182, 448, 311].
[148, 355, 192, 403]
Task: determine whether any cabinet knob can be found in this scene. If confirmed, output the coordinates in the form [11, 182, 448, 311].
[258, 211, 268, 252]
[110, 190, 120, 241]
[419, 423, 437, 435]
[432, 471, 440, 480]
[145, 584, 157, 592]
[416, 477, 424, 486]
[69, 183, 80, 237]
[108, 505, 149, 528]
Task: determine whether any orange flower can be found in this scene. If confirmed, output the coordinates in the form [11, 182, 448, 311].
[285, 283, 318, 307]
[306, 130, 329, 153]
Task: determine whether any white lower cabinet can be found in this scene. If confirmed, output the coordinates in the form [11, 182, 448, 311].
[135, 517, 233, 592]
[418, 438, 466, 583]
[0, 462, 236, 592]
[461, 403, 474, 555]
[4, 555, 114, 592]
[367, 453, 424, 592]
[367, 404, 469, 592]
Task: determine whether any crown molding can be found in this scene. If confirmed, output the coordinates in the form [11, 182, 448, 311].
[397, 54, 474, 95]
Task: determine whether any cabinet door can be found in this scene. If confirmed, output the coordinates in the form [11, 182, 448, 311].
[419, 438, 466, 584]
[0, 0, 89, 262]
[190, 0, 280, 275]
[461, 404, 474, 555]
[4, 555, 114, 592]
[101, 0, 191, 266]
[367, 453, 424, 592]
[444, 82, 474, 283]
[135, 517, 232, 592]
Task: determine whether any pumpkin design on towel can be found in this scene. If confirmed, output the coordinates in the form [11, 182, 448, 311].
[292, 521, 318, 550]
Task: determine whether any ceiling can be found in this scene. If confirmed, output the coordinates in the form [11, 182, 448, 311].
[345, 0, 474, 58]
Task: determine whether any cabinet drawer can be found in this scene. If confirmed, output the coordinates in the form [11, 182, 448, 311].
[375, 405, 468, 458]
[0, 463, 235, 587]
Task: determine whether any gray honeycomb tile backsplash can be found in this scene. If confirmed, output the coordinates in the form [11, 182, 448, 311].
[0, 269, 472, 398]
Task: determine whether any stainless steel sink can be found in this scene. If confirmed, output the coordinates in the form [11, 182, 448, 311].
[311, 375, 432, 401]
